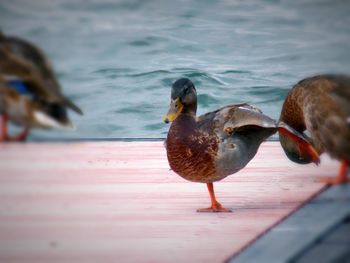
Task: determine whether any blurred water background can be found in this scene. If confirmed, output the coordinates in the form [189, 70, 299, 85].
[1, 0, 350, 139]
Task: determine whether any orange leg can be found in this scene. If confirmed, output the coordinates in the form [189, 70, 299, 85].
[320, 160, 349, 185]
[0, 114, 8, 142]
[197, 183, 232, 213]
[10, 127, 29, 141]
[0, 113, 29, 142]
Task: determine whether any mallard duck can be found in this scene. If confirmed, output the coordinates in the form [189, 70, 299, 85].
[0, 32, 82, 141]
[163, 78, 319, 212]
[279, 74, 350, 185]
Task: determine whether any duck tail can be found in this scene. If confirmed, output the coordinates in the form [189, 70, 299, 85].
[63, 97, 83, 115]
[33, 110, 75, 130]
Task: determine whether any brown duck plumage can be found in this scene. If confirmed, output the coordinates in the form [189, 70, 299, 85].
[0, 32, 82, 141]
[279, 74, 350, 184]
[164, 78, 319, 212]
[2, 35, 81, 113]
[166, 103, 278, 183]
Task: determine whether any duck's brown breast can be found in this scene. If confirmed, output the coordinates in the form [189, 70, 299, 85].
[165, 115, 220, 183]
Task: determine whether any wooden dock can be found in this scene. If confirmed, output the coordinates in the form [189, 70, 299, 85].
[229, 184, 350, 263]
[0, 141, 339, 263]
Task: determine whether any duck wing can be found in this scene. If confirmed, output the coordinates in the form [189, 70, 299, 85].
[195, 103, 278, 177]
[304, 75, 350, 160]
[329, 75, 350, 119]
[0, 34, 82, 115]
[197, 103, 277, 138]
[0, 45, 49, 97]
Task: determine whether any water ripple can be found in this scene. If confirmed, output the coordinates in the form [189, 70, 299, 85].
[1, 0, 349, 139]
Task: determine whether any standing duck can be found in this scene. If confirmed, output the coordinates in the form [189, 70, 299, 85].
[279, 75, 350, 185]
[0, 32, 82, 142]
[164, 78, 319, 212]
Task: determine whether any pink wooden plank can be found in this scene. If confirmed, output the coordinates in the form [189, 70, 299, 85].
[0, 141, 338, 263]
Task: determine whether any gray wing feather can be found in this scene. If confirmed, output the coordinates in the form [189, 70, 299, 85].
[197, 103, 277, 135]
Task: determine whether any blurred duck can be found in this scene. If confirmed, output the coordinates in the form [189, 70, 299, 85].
[163, 78, 319, 212]
[0, 32, 82, 142]
[279, 75, 350, 185]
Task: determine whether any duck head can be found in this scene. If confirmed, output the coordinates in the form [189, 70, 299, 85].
[279, 129, 319, 164]
[280, 134, 310, 164]
[163, 78, 197, 123]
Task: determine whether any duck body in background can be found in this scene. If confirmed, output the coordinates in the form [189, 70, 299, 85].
[279, 74, 350, 184]
[0, 32, 82, 141]
[164, 78, 319, 212]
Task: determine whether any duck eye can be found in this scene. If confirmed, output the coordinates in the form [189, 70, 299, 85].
[184, 87, 190, 95]
[175, 99, 182, 108]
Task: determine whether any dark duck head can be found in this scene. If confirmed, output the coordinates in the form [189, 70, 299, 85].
[163, 78, 197, 123]
[279, 129, 317, 164]
[278, 87, 320, 165]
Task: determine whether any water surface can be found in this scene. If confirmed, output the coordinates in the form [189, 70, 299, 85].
[1, 0, 350, 139]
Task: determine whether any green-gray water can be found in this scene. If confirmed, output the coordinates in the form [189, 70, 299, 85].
[1, 0, 350, 139]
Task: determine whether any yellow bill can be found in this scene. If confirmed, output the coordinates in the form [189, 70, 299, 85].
[163, 98, 183, 123]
